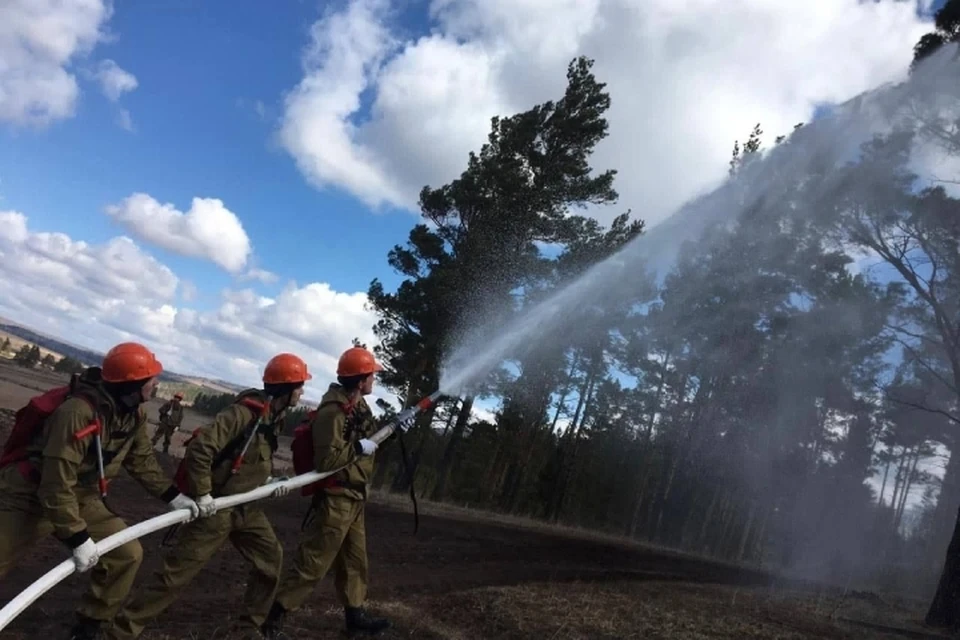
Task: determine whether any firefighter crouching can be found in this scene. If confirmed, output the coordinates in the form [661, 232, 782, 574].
[0, 342, 200, 640]
[104, 353, 311, 640]
[262, 346, 398, 638]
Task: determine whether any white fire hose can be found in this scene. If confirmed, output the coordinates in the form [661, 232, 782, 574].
[0, 467, 343, 631]
[0, 393, 439, 634]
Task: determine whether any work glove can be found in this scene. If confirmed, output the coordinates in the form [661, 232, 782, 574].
[72, 538, 100, 573]
[168, 493, 200, 520]
[397, 416, 415, 433]
[265, 475, 291, 498]
[354, 438, 378, 457]
[196, 494, 218, 518]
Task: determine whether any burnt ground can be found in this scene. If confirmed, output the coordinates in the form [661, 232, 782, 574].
[0, 364, 951, 639]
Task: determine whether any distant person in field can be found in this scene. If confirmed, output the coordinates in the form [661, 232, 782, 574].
[261, 346, 394, 638]
[152, 392, 184, 454]
[104, 353, 311, 640]
[0, 342, 201, 640]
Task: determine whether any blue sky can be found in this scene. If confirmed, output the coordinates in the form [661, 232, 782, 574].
[0, 0, 943, 408]
[0, 1, 421, 312]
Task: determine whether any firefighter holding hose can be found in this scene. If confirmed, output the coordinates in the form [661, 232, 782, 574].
[103, 353, 311, 640]
[261, 345, 410, 638]
[0, 342, 200, 640]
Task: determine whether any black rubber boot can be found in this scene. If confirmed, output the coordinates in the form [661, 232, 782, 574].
[345, 607, 390, 636]
[260, 602, 287, 639]
[67, 615, 102, 640]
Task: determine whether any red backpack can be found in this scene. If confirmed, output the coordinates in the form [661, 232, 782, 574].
[1, 377, 100, 474]
[291, 400, 357, 496]
[172, 397, 267, 495]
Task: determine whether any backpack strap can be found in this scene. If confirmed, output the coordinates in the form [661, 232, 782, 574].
[63, 377, 111, 497]
[67, 374, 102, 438]
[238, 397, 266, 412]
[220, 396, 270, 475]
[318, 398, 364, 441]
[319, 398, 354, 413]
[69, 395, 102, 440]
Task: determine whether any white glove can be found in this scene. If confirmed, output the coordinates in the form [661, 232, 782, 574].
[73, 538, 100, 573]
[355, 438, 377, 456]
[196, 494, 218, 518]
[266, 476, 290, 498]
[397, 416, 415, 433]
[168, 493, 200, 520]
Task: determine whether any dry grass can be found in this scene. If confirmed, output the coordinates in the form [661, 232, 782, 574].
[337, 581, 941, 639]
[5, 579, 942, 640]
[370, 488, 752, 572]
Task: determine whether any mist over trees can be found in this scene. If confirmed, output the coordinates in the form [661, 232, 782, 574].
[363, 3, 960, 623]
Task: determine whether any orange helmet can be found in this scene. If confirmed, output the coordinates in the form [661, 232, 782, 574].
[173, 392, 184, 400]
[263, 353, 312, 384]
[101, 342, 163, 383]
[337, 346, 383, 377]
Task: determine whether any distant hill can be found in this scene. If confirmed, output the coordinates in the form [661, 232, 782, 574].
[0, 321, 246, 389]
[0, 323, 106, 368]
[181, 376, 246, 394]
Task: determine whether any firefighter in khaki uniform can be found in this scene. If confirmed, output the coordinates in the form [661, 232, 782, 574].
[262, 346, 393, 638]
[0, 342, 199, 640]
[104, 353, 311, 640]
[151, 392, 184, 454]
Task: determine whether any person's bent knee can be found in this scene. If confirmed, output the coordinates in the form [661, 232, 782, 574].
[109, 538, 144, 568]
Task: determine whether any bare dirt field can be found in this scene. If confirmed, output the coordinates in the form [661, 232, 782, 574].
[0, 363, 948, 639]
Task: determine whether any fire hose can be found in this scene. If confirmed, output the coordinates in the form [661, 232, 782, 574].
[0, 391, 441, 632]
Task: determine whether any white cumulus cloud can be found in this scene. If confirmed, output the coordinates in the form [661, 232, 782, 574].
[280, 0, 932, 224]
[0, 210, 178, 317]
[0, 211, 382, 405]
[0, 0, 113, 126]
[105, 193, 254, 274]
[93, 59, 138, 102]
[279, 0, 404, 208]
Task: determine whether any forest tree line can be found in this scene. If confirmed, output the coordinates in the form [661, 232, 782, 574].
[360, 5, 960, 605]
[2, 338, 86, 376]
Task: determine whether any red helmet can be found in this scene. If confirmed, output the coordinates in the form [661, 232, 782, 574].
[337, 346, 383, 377]
[102, 343, 163, 383]
[263, 353, 312, 384]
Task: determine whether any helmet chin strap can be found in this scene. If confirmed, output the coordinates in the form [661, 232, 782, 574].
[103, 379, 148, 415]
[117, 390, 143, 413]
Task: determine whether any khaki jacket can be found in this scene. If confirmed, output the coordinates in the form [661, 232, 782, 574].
[22, 368, 174, 541]
[312, 384, 377, 501]
[181, 389, 283, 498]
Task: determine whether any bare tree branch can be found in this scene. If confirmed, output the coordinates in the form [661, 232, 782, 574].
[878, 379, 960, 426]
[891, 336, 959, 395]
